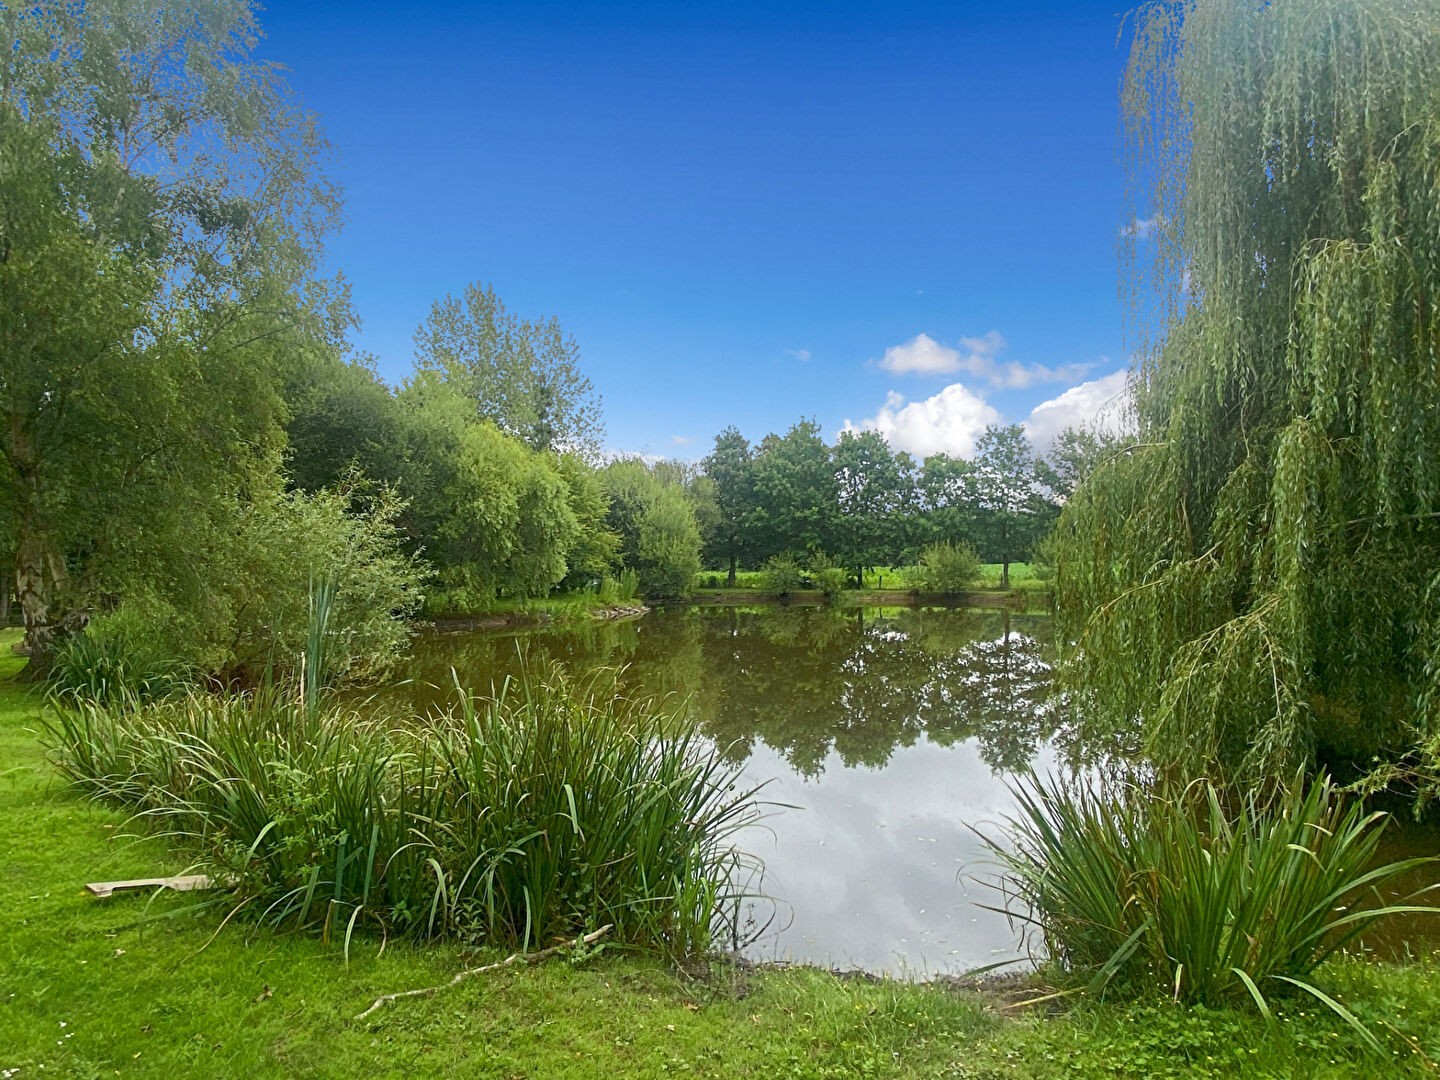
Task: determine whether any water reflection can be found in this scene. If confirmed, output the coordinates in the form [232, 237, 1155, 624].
[390, 606, 1061, 975]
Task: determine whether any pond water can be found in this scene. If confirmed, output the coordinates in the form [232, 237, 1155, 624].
[386, 605, 1061, 977]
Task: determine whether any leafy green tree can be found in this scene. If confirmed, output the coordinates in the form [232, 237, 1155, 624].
[971, 424, 1054, 588]
[396, 373, 585, 611]
[283, 353, 411, 497]
[554, 454, 621, 587]
[750, 419, 839, 561]
[635, 485, 702, 599]
[414, 282, 604, 460]
[915, 453, 979, 549]
[832, 429, 906, 584]
[1053, 0, 1440, 784]
[701, 427, 758, 584]
[599, 458, 702, 599]
[1, 0, 339, 669]
[1039, 426, 1132, 503]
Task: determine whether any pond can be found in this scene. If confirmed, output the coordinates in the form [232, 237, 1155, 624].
[385, 605, 1061, 977]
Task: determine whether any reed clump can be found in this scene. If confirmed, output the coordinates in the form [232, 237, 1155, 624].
[44, 668, 762, 958]
[985, 771, 1438, 1047]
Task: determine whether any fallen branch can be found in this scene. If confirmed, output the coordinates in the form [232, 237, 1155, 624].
[354, 924, 613, 1022]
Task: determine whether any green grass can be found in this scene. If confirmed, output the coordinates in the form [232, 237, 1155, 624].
[693, 564, 1050, 595]
[7, 626, 1440, 1077]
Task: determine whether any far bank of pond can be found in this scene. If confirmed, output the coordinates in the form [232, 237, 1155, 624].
[383, 604, 1060, 977]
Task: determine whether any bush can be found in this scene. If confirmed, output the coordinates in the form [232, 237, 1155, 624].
[48, 608, 194, 704]
[912, 541, 981, 594]
[115, 483, 424, 685]
[43, 667, 764, 957]
[985, 771, 1437, 1045]
[807, 552, 847, 600]
[760, 554, 807, 596]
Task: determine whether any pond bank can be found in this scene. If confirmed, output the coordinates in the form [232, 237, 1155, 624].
[5, 629, 1440, 1076]
[676, 588, 1034, 610]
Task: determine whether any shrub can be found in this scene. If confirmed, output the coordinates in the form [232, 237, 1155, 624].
[984, 771, 1438, 1047]
[760, 554, 807, 596]
[49, 607, 194, 704]
[913, 541, 981, 594]
[43, 667, 764, 958]
[807, 552, 847, 601]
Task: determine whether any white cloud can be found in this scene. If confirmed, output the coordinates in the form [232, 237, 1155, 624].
[844, 384, 1001, 460]
[877, 330, 1089, 389]
[786, 347, 813, 362]
[1119, 215, 1165, 241]
[671, 434, 695, 446]
[1023, 368, 1133, 452]
[878, 332, 968, 375]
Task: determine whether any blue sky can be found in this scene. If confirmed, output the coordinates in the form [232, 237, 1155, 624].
[259, 1, 1135, 460]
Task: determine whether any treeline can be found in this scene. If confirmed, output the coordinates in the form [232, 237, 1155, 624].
[691, 421, 1112, 588]
[0, 0, 1114, 685]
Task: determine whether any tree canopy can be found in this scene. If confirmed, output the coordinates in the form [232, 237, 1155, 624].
[414, 282, 605, 461]
[1, 0, 341, 668]
[1051, 0, 1440, 787]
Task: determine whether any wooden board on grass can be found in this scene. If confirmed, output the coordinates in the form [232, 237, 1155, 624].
[85, 874, 215, 899]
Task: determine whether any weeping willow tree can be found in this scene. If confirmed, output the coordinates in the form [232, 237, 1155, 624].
[1052, 0, 1440, 788]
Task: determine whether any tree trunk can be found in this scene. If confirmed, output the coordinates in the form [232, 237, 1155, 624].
[10, 421, 66, 677]
[15, 530, 56, 676]
[1001, 517, 1011, 589]
[0, 554, 10, 627]
[727, 553, 736, 587]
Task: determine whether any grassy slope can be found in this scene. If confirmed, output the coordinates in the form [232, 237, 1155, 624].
[3, 626, 1440, 1078]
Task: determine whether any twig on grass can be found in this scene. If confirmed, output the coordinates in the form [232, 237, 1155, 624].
[354, 924, 613, 1022]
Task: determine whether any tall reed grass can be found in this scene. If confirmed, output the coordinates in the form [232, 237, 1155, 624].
[44, 667, 764, 957]
[985, 771, 1438, 1045]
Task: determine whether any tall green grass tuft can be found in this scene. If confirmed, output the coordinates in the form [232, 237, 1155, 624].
[43, 666, 763, 958]
[48, 621, 194, 705]
[985, 771, 1438, 1046]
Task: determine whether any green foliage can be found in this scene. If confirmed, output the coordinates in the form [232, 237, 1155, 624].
[1053, 0, 1440, 784]
[600, 458, 703, 600]
[701, 427, 758, 583]
[760, 554, 808, 596]
[911, 541, 982, 594]
[47, 610, 193, 705]
[414, 282, 604, 460]
[399, 375, 594, 612]
[833, 429, 913, 582]
[749, 419, 839, 561]
[972, 424, 1055, 588]
[807, 552, 848, 600]
[43, 666, 763, 957]
[0, 0, 341, 667]
[595, 569, 640, 605]
[635, 486, 702, 599]
[124, 483, 423, 685]
[987, 770, 1438, 1042]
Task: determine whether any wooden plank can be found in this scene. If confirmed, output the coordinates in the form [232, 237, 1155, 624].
[85, 874, 214, 899]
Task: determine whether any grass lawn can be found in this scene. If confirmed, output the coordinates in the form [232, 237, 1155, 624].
[4, 625, 1440, 1077]
[694, 564, 1050, 596]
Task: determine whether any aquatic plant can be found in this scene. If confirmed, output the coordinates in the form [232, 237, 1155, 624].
[985, 770, 1438, 1048]
[43, 667, 764, 958]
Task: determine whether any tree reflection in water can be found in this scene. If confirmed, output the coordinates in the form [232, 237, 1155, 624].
[390, 606, 1060, 779]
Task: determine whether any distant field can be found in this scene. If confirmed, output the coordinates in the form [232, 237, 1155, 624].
[693, 563, 1048, 593]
